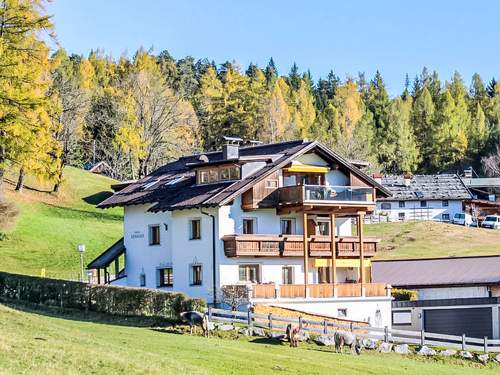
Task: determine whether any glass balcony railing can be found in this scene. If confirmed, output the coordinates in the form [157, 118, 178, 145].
[278, 185, 373, 204]
[304, 185, 373, 202]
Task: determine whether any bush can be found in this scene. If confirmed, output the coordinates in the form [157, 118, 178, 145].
[0, 271, 206, 319]
[391, 288, 417, 301]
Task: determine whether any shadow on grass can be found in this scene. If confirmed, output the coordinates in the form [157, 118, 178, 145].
[82, 191, 114, 205]
[4, 178, 53, 194]
[0, 299, 175, 329]
[40, 202, 123, 221]
[250, 337, 287, 346]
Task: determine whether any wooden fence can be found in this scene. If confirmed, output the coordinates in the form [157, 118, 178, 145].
[207, 307, 500, 353]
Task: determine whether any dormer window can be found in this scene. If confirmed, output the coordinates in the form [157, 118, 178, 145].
[196, 165, 240, 185]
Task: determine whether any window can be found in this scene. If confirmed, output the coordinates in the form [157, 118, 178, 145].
[243, 218, 257, 234]
[198, 170, 209, 184]
[208, 169, 218, 183]
[140, 272, 146, 287]
[197, 165, 240, 184]
[420, 200, 427, 208]
[442, 213, 450, 221]
[220, 167, 230, 181]
[191, 264, 202, 286]
[398, 212, 405, 221]
[398, 201, 405, 208]
[158, 267, 173, 287]
[282, 266, 293, 284]
[238, 264, 260, 283]
[380, 202, 391, 210]
[265, 179, 279, 188]
[392, 310, 412, 326]
[317, 218, 330, 236]
[318, 267, 331, 284]
[149, 225, 160, 245]
[280, 218, 296, 235]
[189, 219, 201, 240]
[337, 308, 347, 318]
[229, 166, 240, 180]
[442, 200, 449, 207]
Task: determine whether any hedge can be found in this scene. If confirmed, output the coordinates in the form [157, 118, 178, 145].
[0, 271, 205, 319]
[391, 288, 417, 301]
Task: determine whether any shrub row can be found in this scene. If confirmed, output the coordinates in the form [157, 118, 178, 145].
[391, 288, 417, 301]
[0, 271, 205, 319]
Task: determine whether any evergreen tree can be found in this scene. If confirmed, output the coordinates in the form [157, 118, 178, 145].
[379, 97, 419, 173]
[288, 62, 301, 91]
[174, 56, 198, 100]
[411, 87, 435, 170]
[264, 57, 278, 85]
[486, 78, 497, 98]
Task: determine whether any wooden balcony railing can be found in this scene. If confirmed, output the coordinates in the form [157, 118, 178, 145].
[223, 234, 379, 258]
[249, 282, 388, 299]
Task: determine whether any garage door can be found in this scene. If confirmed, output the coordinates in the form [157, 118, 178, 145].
[424, 308, 492, 338]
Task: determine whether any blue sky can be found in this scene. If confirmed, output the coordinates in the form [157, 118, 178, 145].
[47, 0, 499, 95]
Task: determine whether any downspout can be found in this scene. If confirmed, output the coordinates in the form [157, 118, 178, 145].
[201, 208, 217, 306]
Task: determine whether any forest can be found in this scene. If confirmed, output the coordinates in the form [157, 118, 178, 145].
[1, 0, 500, 202]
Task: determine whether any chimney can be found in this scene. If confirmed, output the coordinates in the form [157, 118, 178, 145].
[222, 136, 242, 160]
[372, 173, 383, 184]
[222, 144, 239, 160]
[404, 174, 412, 187]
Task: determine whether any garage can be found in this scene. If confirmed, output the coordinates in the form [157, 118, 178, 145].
[424, 308, 493, 338]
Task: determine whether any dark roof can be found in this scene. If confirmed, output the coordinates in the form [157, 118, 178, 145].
[87, 238, 125, 269]
[378, 174, 472, 201]
[372, 256, 500, 287]
[98, 139, 391, 211]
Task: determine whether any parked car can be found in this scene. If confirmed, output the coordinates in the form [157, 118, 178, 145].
[452, 212, 474, 226]
[481, 215, 500, 229]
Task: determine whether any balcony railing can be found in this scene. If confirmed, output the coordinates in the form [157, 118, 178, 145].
[278, 185, 374, 206]
[250, 282, 389, 299]
[223, 234, 379, 258]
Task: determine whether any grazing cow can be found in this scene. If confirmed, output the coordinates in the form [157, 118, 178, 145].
[180, 311, 209, 337]
[286, 323, 301, 347]
[334, 331, 362, 355]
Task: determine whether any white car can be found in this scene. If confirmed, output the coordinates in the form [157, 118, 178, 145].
[481, 215, 500, 229]
[452, 213, 473, 226]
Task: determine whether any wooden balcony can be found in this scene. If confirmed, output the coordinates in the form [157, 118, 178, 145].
[250, 283, 388, 299]
[223, 234, 379, 258]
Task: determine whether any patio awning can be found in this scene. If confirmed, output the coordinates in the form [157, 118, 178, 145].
[87, 238, 125, 269]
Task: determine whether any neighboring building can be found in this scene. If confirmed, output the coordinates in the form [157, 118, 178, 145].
[374, 174, 472, 222]
[372, 256, 500, 339]
[84, 161, 113, 177]
[462, 174, 500, 219]
[89, 139, 393, 326]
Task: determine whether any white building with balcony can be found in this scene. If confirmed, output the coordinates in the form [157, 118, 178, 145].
[90, 140, 393, 326]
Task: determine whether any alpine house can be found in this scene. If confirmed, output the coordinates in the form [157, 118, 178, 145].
[90, 139, 393, 326]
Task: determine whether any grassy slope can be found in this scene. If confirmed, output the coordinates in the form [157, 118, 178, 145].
[0, 167, 123, 279]
[0, 303, 497, 375]
[367, 221, 500, 260]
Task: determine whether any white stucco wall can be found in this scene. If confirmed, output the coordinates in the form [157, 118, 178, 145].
[261, 297, 392, 328]
[375, 199, 464, 222]
[416, 286, 490, 300]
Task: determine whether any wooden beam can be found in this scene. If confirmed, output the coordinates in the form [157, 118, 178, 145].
[303, 212, 308, 297]
[97, 268, 101, 284]
[330, 212, 336, 285]
[357, 212, 366, 289]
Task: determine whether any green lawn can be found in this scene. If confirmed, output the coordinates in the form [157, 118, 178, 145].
[0, 167, 123, 279]
[0, 302, 497, 375]
[367, 221, 500, 260]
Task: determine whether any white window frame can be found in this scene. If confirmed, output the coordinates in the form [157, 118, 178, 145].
[148, 224, 161, 246]
[190, 263, 203, 286]
[238, 264, 261, 283]
[280, 218, 296, 235]
[380, 202, 391, 210]
[189, 218, 202, 240]
[282, 266, 294, 285]
[157, 266, 173, 288]
[242, 217, 257, 234]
